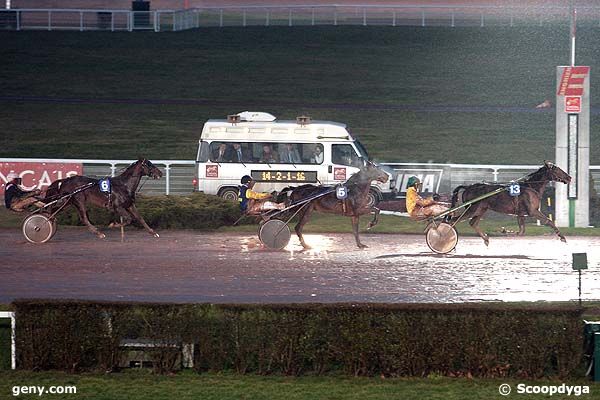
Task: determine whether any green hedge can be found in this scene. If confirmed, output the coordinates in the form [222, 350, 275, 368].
[12, 301, 584, 378]
[56, 193, 242, 230]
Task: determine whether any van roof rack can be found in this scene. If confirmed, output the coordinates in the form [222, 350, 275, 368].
[227, 114, 241, 124]
[296, 115, 311, 125]
[236, 111, 276, 122]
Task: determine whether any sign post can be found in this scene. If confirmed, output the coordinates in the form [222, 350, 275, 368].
[572, 252, 588, 306]
[555, 8, 590, 228]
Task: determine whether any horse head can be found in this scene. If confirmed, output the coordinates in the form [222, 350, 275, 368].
[139, 158, 163, 179]
[543, 160, 571, 184]
[361, 161, 389, 184]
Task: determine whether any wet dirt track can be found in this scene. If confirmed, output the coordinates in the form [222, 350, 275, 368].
[1, 227, 599, 304]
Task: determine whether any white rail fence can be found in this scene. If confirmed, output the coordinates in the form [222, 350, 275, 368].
[2, 158, 600, 196]
[0, 8, 187, 31]
[3, 5, 600, 32]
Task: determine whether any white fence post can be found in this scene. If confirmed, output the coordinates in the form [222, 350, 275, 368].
[0, 311, 16, 370]
[165, 164, 171, 195]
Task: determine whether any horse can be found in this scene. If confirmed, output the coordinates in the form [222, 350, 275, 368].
[45, 158, 163, 238]
[450, 161, 571, 246]
[278, 161, 389, 249]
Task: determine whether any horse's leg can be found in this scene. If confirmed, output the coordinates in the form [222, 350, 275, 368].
[108, 207, 133, 228]
[517, 216, 526, 236]
[529, 209, 566, 243]
[367, 207, 380, 230]
[73, 198, 105, 239]
[294, 205, 314, 249]
[126, 204, 159, 237]
[469, 214, 489, 246]
[352, 215, 367, 249]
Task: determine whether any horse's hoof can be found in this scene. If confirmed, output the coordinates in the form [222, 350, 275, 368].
[560, 237, 567, 243]
[358, 244, 368, 249]
[152, 232, 160, 238]
[97, 233, 106, 239]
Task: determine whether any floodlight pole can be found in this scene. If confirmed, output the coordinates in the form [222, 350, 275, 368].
[570, 5, 576, 67]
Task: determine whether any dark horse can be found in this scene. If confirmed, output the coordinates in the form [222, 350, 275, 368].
[45, 158, 163, 238]
[279, 162, 389, 249]
[450, 161, 571, 246]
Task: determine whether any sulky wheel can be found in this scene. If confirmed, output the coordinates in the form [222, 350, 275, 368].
[258, 219, 291, 250]
[22, 213, 56, 244]
[425, 222, 458, 254]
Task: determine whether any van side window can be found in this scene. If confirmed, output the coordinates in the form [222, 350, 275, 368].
[210, 142, 233, 162]
[207, 142, 323, 164]
[332, 144, 361, 167]
[307, 144, 324, 164]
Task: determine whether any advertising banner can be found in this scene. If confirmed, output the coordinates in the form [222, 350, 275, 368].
[0, 162, 82, 195]
[393, 168, 445, 197]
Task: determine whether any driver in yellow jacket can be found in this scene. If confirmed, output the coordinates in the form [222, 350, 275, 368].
[239, 175, 285, 215]
[405, 176, 448, 219]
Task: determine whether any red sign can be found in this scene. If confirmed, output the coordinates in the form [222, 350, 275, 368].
[333, 167, 346, 180]
[565, 96, 581, 113]
[205, 165, 219, 178]
[1, 162, 82, 195]
[557, 66, 589, 96]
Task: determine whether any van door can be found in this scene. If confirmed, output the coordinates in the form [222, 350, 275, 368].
[328, 143, 362, 183]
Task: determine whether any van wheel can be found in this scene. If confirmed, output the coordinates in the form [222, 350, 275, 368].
[219, 188, 239, 202]
[366, 190, 379, 208]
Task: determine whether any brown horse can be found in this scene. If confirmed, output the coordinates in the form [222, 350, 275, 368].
[45, 158, 163, 238]
[279, 161, 389, 249]
[450, 161, 571, 246]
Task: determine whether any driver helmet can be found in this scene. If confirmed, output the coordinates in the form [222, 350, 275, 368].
[240, 175, 253, 185]
[6, 172, 19, 181]
[407, 176, 421, 188]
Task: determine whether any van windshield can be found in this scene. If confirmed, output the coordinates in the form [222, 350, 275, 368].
[355, 140, 370, 160]
[204, 142, 324, 164]
[197, 141, 210, 162]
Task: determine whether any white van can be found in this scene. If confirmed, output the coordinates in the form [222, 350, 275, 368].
[194, 112, 397, 206]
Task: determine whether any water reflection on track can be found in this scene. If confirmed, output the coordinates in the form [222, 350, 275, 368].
[1, 229, 598, 304]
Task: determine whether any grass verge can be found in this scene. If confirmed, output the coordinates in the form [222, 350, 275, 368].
[0, 370, 597, 400]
